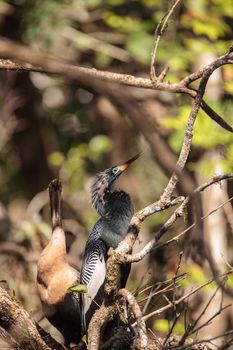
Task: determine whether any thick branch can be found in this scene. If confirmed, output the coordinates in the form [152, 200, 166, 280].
[0, 37, 190, 92]
[201, 100, 233, 133]
[0, 287, 52, 350]
[0, 38, 232, 133]
[0, 35, 233, 350]
[87, 306, 115, 350]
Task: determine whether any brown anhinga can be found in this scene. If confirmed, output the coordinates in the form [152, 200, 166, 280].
[37, 179, 81, 347]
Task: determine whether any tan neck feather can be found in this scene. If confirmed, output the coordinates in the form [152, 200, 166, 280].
[40, 227, 67, 265]
[37, 226, 76, 304]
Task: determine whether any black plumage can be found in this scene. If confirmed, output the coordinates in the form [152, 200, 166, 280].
[80, 154, 139, 334]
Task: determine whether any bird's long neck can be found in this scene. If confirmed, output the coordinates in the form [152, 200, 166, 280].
[100, 190, 134, 248]
[38, 181, 68, 281]
[48, 179, 67, 258]
[92, 187, 111, 217]
[105, 190, 133, 222]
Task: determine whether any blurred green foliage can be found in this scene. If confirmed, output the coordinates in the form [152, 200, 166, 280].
[154, 319, 185, 335]
[0, 0, 231, 231]
[0, 0, 232, 244]
[0, 0, 233, 333]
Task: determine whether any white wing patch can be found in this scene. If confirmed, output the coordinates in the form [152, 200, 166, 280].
[81, 254, 106, 331]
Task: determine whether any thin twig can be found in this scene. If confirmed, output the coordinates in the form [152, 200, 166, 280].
[163, 312, 181, 345]
[163, 251, 184, 345]
[179, 284, 223, 345]
[150, 0, 181, 80]
[201, 100, 233, 133]
[169, 330, 233, 349]
[126, 176, 233, 264]
[138, 269, 233, 324]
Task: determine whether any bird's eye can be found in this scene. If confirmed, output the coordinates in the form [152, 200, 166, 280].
[112, 167, 119, 175]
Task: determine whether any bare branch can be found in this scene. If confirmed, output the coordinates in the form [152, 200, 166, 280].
[194, 173, 233, 193]
[0, 28, 232, 350]
[170, 330, 233, 350]
[179, 285, 224, 345]
[0, 38, 232, 109]
[0, 39, 232, 134]
[119, 288, 148, 349]
[201, 100, 233, 133]
[134, 196, 185, 223]
[0, 37, 192, 93]
[0, 286, 59, 350]
[160, 51, 229, 202]
[140, 269, 233, 323]
[87, 306, 115, 350]
[150, 0, 181, 80]
[126, 176, 233, 263]
[163, 312, 181, 346]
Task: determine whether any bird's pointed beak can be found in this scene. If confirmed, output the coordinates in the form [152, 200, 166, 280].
[118, 153, 141, 172]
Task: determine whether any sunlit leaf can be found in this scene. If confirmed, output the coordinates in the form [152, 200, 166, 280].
[68, 284, 88, 294]
[82, 334, 87, 345]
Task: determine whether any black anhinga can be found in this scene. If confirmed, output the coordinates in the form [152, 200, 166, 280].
[80, 154, 139, 334]
[37, 179, 82, 347]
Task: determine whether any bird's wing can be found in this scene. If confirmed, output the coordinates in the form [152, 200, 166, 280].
[80, 238, 107, 333]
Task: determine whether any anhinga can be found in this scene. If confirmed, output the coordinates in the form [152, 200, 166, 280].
[80, 154, 139, 334]
[37, 179, 81, 347]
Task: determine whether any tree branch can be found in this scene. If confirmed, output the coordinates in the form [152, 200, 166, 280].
[0, 38, 232, 133]
[87, 306, 115, 350]
[0, 286, 62, 350]
[126, 173, 233, 263]
[140, 269, 233, 323]
[0, 31, 232, 350]
[119, 288, 148, 349]
[150, 0, 181, 80]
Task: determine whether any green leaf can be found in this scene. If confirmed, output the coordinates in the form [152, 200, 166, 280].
[68, 284, 88, 294]
[82, 334, 87, 345]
